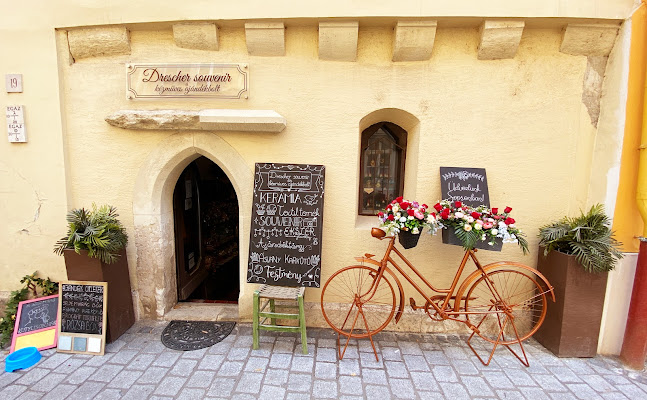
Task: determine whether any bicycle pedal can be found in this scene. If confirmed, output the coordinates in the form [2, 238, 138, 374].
[409, 297, 417, 310]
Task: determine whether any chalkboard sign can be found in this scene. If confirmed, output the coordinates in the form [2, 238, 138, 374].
[439, 166, 501, 251]
[247, 163, 325, 287]
[10, 295, 59, 352]
[57, 281, 107, 355]
[59, 282, 106, 335]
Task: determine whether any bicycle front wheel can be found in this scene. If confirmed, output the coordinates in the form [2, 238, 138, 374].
[462, 268, 547, 345]
[321, 265, 396, 338]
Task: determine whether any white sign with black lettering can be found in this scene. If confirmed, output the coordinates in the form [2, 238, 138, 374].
[6, 105, 26, 142]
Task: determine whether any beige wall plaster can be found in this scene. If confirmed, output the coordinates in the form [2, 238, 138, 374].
[173, 23, 219, 51]
[318, 21, 359, 61]
[67, 26, 131, 59]
[245, 22, 285, 56]
[560, 23, 620, 56]
[392, 21, 438, 62]
[477, 20, 525, 60]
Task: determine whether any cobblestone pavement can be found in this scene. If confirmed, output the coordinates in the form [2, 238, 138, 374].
[1, 321, 647, 400]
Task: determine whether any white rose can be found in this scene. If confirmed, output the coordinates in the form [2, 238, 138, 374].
[393, 205, 399, 213]
[455, 212, 464, 219]
[408, 215, 414, 220]
[474, 223, 482, 230]
[464, 224, 472, 231]
[399, 217, 407, 222]
[466, 216, 474, 223]
[491, 228, 498, 235]
[396, 212, 401, 218]
[498, 221, 506, 228]
[412, 227, 419, 234]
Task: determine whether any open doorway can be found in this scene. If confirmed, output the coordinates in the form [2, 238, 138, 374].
[173, 156, 239, 303]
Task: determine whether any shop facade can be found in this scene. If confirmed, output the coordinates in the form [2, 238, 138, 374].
[1, 1, 643, 355]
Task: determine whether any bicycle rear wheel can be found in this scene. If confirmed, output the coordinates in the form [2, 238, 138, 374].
[321, 265, 396, 338]
[461, 268, 547, 345]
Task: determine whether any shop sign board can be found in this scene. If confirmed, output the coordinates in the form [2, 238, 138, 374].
[247, 163, 326, 287]
[126, 63, 249, 99]
[439, 166, 501, 251]
[57, 281, 107, 355]
[10, 295, 59, 352]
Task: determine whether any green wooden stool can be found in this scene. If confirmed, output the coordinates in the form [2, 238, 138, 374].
[252, 285, 308, 354]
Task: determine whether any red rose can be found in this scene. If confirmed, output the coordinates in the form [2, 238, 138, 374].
[491, 208, 498, 215]
[454, 201, 462, 208]
[400, 202, 410, 209]
[470, 212, 481, 219]
[433, 203, 443, 212]
[440, 209, 451, 219]
[407, 209, 415, 216]
[422, 204, 428, 209]
[504, 206, 512, 213]
[388, 214, 395, 221]
[504, 217, 515, 225]
[395, 196, 403, 203]
[378, 212, 384, 218]
[386, 204, 392, 210]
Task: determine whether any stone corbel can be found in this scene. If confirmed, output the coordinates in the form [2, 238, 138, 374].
[560, 24, 620, 57]
[477, 20, 525, 60]
[173, 23, 219, 51]
[67, 26, 131, 60]
[318, 21, 359, 61]
[392, 21, 437, 62]
[245, 22, 286, 56]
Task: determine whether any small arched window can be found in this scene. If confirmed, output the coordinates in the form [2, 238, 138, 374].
[359, 122, 407, 215]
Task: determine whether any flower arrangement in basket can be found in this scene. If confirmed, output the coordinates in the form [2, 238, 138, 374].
[377, 197, 436, 248]
[377, 197, 528, 253]
[431, 200, 529, 253]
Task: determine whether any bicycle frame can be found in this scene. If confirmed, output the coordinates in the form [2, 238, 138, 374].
[332, 228, 555, 366]
[363, 233, 506, 321]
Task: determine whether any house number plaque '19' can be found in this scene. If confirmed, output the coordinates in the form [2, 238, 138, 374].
[126, 63, 249, 99]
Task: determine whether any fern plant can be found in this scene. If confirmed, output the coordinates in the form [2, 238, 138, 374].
[54, 204, 128, 264]
[538, 204, 623, 273]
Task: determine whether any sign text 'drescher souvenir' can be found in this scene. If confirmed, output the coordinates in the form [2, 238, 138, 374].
[127, 63, 248, 99]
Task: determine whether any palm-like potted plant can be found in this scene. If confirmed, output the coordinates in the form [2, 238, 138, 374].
[534, 204, 623, 357]
[54, 204, 134, 342]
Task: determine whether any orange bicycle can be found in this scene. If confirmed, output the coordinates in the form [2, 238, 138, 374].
[320, 227, 555, 366]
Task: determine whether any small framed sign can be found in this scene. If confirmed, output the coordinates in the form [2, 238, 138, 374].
[57, 281, 108, 355]
[10, 295, 59, 352]
[439, 166, 502, 251]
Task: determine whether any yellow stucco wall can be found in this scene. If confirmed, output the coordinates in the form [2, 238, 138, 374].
[0, 1, 636, 324]
[57, 25, 586, 302]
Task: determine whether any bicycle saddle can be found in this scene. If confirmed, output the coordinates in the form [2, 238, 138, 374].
[371, 228, 386, 238]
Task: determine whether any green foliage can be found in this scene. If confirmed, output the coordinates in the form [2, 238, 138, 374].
[452, 224, 529, 255]
[538, 204, 623, 273]
[53, 204, 128, 264]
[0, 272, 59, 348]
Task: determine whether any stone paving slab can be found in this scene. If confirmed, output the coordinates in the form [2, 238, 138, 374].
[1, 321, 646, 399]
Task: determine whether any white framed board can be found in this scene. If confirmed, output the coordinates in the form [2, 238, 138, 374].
[56, 281, 108, 355]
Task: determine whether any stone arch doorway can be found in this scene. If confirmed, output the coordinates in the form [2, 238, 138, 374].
[132, 132, 254, 320]
[173, 156, 239, 303]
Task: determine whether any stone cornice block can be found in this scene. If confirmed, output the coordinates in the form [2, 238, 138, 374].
[560, 23, 620, 57]
[67, 26, 130, 60]
[173, 23, 219, 51]
[245, 22, 285, 56]
[392, 20, 437, 62]
[318, 21, 359, 61]
[105, 109, 286, 133]
[199, 109, 286, 132]
[477, 20, 525, 60]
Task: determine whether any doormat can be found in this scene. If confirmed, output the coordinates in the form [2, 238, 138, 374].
[161, 320, 236, 351]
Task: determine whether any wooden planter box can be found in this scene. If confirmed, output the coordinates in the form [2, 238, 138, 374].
[534, 246, 608, 357]
[63, 249, 135, 343]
